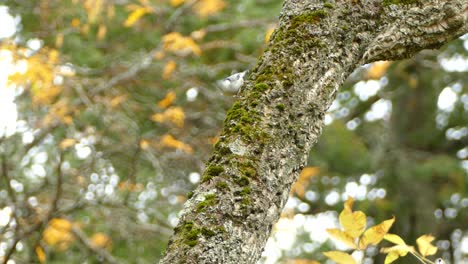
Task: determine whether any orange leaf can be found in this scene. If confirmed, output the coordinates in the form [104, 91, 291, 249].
[358, 217, 395, 249]
[367, 61, 391, 79]
[157, 91, 176, 109]
[35, 246, 46, 263]
[162, 60, 177, 80]
[323, 251, 357, 264]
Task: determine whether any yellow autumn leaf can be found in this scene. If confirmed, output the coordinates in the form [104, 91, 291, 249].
[381, 244, 413, 255]
[71, 18, 81, 28]
[152, 107, 185, 127]
[42, 218, 74, 250]
[384, 233, 406, 245]
[60, 138, 77, 150]
[97, 24, 107, 40]
[107, 4, 115, 19]
[339, 197, 366, 238]
[287, 259, 320, 264]
[124, 7, 150, 27]
[55, 33, 64, 48]
[326, 228, 356, 249]
[90, 232, 112, 249]
[162, 32, 202, 56]
[384, 251, 399, 264]
[193, 0, 226, 17]
[323, 251, 357, 264]
[191, 29, 206, 40]
[43, 99, 74, 125]
[265, 27, 275, 43]
[110, 94, 127, 107]
[36, 246, 46, 263]
[416, 234, 438, 257]
[170, 0, 186, 7]
[367, 61, 391, 79]
[154, 51, 165, 60]
[163, 60, 177, 80]
[358, 217, 395, 249]
[157, 91, 176, 109]
[140, 139, 150, 149]
[290, 166, 320, 198]
[84, 0, 104, 23]
[160, 134, 193, 153]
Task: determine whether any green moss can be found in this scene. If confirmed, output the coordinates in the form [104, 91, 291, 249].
[217, 146, 231, 155]
[216, 226, 226, 233]
[254, 83, 270, 92]
[180, 221, 199, 247]
[290, 10, 328, 28]
[185, 240, 198, 247]
[276, 104, 286, 111]
[202, 165, 224, 182]
[383, 0, 419, 5]
[240, 187, 251, 196]
[324, 3, 334, 8]
[206, 165, 224, 176]
[205, 194, 216, 199]
[196, 194, 218, 212]
[187, 191, 194, 199]
[216, 181, 229, 191]
[201, 227, 216, 237]
[241, 197, 251, 206]
[235, 176, 250, 186]
[184, 221, 194, 231]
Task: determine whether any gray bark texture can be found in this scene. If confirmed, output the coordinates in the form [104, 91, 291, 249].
[160, 1, 467, 263]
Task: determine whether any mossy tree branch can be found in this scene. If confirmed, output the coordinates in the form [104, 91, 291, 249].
[159, 1, 467, 263]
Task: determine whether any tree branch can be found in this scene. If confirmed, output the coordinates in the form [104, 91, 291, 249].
[363, 1, 468, 63]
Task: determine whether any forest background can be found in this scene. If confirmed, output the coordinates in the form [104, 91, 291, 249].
[0, 0, 466, 263]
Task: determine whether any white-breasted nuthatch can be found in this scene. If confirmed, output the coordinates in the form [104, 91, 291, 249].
[216, 70, 249, 94]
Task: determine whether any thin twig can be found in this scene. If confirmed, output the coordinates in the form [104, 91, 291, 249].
[71, 226, 120, 264]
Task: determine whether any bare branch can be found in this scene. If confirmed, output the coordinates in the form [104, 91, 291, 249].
[363, 1, 468, 63]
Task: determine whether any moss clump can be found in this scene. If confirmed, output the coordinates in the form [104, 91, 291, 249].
[276, 104, 285, 111]
[216, 181, 229, 191]
[180, 221, 199, 247]
[201, 227, 216, 237]
[217, 146, 231, 155]
[202, 165, 224, 182]
[207, 165, 224, 176]
[187, 191, 194, 199]
[196, 194, 217, 212]
[324, 3, 334, 8]
[290, 10, 328, 28]
[383, 0, 419, 5]
[235, 176, 250, 186]
[241, 197, 251, 206]
[254, 83, 270, 92]
[180, 221, 222, 247]
[240, 187, 251, 196]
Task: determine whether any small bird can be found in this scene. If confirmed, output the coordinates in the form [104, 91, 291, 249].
[435, 258, 446, 264]
[216, 70, 249, 94]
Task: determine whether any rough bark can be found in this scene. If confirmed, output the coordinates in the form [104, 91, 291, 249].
[160, 1, 467, 263]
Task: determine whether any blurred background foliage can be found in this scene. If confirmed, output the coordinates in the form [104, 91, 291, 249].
[0, 0, 466, 263]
